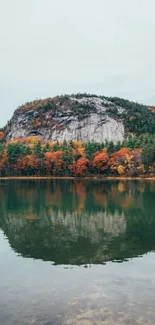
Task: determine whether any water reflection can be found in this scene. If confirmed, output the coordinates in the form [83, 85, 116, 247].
[0, 180, 155, 265]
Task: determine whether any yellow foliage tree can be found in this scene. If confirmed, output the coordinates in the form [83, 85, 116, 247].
[117, 165, 125, 175]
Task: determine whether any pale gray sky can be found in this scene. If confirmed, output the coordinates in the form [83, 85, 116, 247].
[0, 0, 155, 126]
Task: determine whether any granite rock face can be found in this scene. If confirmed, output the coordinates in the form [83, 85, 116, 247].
[5, 95, 125, 143]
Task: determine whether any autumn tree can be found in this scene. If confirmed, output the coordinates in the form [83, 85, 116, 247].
[0, 132, 5, 142]
[108, 148, 143, 176]
[92, 151, 108, 174]
[45, 151, 64, 175]
[17, 155, 39, 175]
[108, 148, 130, 175]
[73, 141, 85, 160]
[0, 149, 7, 176]
[69, 157, 89, 176]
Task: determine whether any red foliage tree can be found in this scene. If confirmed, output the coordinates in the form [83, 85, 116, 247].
[92, 151, 108, 173]
[69, 157, 89, 176]
[0, 132, 4, 141]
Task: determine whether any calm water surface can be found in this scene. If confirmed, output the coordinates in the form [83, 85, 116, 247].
[0, 180, 155, 324]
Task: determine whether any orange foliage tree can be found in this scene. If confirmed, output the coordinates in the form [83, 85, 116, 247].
[92, 151, 108, 173]
[0, 132, 4, 141]
[0, 150, 7, 176]
[72, 141, 85, 159]
[45, 151, 64, 175]
[16, 155, 39, 175]
[69, 157, 89, 176]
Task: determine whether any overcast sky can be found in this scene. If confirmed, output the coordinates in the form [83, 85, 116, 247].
[0, 0, 155, 126]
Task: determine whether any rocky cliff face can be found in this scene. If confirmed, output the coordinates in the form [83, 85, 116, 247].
[5, 95, 125, 143]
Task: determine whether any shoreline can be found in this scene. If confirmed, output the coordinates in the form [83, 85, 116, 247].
[1, 176, 155, 181]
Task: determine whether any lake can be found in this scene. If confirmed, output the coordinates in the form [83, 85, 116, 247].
[0, 179, 155, 325]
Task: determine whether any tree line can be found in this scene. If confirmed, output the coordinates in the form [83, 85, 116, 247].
[0, 133, 155, 177]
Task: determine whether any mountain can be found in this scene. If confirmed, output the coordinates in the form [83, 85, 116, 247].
[4, 94, 155, 143]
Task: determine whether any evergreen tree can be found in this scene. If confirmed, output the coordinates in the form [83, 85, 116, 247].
[43, 143, 50, 153]
[7, 142, 30, 165]
[106, 141, 115, 154]
[34, 141, 43, 158]
[142, 145, 155, 170]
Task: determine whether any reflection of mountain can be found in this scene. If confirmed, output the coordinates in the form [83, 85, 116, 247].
[0, 180, 155, 265]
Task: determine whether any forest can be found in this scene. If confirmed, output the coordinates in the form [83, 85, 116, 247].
[0, 131, 155, 177]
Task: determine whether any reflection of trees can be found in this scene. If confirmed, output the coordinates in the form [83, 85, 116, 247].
[0, 180, 155, 265]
